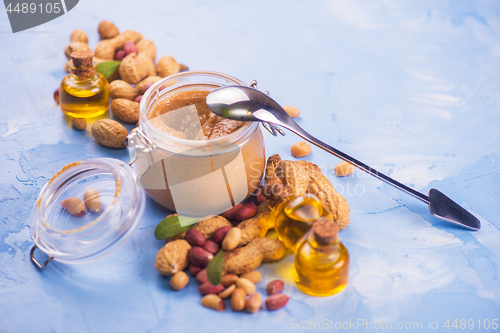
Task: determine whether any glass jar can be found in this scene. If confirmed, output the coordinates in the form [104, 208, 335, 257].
[129, 71, 266, 225]
[30, 158, 145, 267]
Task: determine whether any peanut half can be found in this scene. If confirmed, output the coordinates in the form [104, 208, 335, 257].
[83, 189, 102, 213]
[240, 271, 261, 284]
[283, 105, 300, 118]
[71, 117, 86, 131]
[230, 288, 247, 311]
[218, 284, 236, 299]
[170, 271, 189, 291]
[236, 278, 256, 295]
[221, 274, 239, 287]
[291, 142, 312, 158]
[246, 292, 262, 313]
[201, 295, 226, 312]
[61, 197, 86, 217]
[334, 161, 355, 177]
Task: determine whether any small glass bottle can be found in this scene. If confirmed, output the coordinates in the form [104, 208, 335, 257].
[60, 50, 109, 118]
[274, 194, 333, 251]
[294, 217, 349, 297]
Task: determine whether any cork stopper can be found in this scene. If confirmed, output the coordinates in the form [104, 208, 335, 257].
[71, 50, 95, 77]
[312, 217, 339, 246]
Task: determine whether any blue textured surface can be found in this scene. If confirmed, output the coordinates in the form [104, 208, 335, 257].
[1, 1, 500, 332]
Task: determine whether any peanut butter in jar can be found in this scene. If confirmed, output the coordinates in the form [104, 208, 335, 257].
[132, 71, 265, 221]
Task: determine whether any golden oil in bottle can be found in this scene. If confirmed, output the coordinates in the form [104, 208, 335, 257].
[60, 50, 109, 118]
[274, 194, 332, 251]
[294, 217, 349, 297]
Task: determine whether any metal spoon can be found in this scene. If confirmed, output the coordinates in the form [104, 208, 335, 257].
[206, 85, 480, 231]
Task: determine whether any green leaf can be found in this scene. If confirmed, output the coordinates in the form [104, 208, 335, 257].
[207, 250, 224, 286]
[154, 215, 192, 240]
[96, 60, 121, 78]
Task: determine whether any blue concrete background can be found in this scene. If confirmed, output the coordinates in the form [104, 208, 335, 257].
[1, 1, 499, 332]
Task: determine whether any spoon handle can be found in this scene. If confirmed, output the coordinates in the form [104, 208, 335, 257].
[282, 122, 430, 204]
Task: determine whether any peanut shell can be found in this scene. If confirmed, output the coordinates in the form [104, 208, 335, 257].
[94, 40, 115, 60]
[70, 29, 88, 43]
[109, 80, 138, 100]
[91, 119, 128, 149]
[136, 39, 156, 61]
[112, 31, 143, 49]
[154, 239, 191, 276]
[138, 53, 157, 77]
[71, 117, 86, 130]
[98, 20, 119, 39]
[110, 99, 140, 123]
[119, 53, 148, 84]
[65, 42, 91, 59]
[134, 76, 161, 94]
[157, 55, 181, 77]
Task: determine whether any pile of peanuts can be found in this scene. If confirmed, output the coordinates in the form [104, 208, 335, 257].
[55, 21, 189, 149]
[169, 225, 290, 313]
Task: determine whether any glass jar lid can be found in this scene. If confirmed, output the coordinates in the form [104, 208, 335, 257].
[30, 158, 145, 267]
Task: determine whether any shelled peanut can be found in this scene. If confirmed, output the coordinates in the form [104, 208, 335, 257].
[334, 161, 355, 177]
[71, 117, 86, 131]
[170, 271, 189, 291]
[291, 141, 312, 158]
